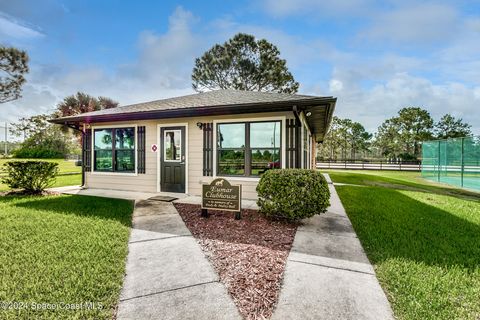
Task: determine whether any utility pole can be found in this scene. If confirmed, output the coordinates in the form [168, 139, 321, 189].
[4, 122, 7, 156]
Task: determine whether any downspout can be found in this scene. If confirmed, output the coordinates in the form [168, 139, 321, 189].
[292, 105, 301, 124]
[292, 106, 302, 168]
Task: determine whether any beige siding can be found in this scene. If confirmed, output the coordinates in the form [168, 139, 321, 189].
[85, 111, 295, 199]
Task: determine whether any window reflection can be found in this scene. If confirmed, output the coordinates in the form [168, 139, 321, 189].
[218, 123, 245, 148]
[94, 127, 135, 173]
[94, 129, 113, 171]
[216, 121, 281, 176]
[164, 130, 181, 161]
[250, 122, 280, 148]
[218, 150, 245, 175]
[251, 149, 280, 176]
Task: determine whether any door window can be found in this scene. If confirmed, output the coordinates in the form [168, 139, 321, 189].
[164, 129, 182, 161]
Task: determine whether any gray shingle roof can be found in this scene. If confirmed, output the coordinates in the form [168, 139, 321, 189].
[51, 89, 337, 142]
[58, 89, 328, 119]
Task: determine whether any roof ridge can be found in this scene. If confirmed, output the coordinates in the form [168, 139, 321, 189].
[116, 89, 319, 109]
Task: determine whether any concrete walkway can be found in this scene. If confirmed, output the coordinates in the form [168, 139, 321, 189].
[272, 177, 394, 320]
[49, 186, 260, 209]
[116, 200, 241, 320]
[48, 185, 184, 201]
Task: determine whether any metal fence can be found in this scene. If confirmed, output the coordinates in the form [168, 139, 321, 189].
[422, 136, 480, 191]
[316, 159, 421, 171]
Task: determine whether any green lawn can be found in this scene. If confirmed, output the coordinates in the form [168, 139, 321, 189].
[0, 174, 82, 192]
[0, 158, 81, 175]
[0, 194, 133, 319]
[326, 170, 480, 319]
[0, 158, 82, 192]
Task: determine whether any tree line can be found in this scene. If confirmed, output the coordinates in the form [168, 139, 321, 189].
[319, 107, 472, 161]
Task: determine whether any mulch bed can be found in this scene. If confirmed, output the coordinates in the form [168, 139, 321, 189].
[174, 203, 298, 320]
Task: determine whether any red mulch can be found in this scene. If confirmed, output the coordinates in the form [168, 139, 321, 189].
[174, 203, 298, 320]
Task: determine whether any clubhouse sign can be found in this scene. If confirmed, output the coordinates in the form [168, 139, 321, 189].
[202, 178, 241, 212]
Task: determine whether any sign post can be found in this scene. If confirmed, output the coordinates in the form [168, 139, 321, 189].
[202, 178, 242, 220]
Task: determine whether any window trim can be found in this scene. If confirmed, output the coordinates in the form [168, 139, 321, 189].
[300, 112, 312, 169]
[91, 124, 138, 176]
[213, 116, 286, 179]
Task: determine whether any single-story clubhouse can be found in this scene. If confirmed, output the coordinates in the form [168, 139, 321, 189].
[51, 90, 336, 199]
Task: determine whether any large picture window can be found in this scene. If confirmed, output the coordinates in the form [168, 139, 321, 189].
[217, 121, 281, 177]
[94, 127, 135, 173]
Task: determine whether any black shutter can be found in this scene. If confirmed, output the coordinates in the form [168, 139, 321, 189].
[83, 129, 92, 172]
[202, 123, 213, 176]
[137, 126, 146, 174]
[286, 119, 301, 168]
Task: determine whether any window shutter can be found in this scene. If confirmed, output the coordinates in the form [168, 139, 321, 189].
[83, 129, 92, 172]
[202, 123, 213, 176]
[137, 126, 146, 174]
[286, 119, 301, 168]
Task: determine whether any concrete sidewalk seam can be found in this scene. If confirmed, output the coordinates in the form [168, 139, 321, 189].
[119, 280, 219, 302]
[133, 212, 179, 218]
[128, 234, 192, 244]
[289, 259, 375, 276]
[299, 231, 358, 239]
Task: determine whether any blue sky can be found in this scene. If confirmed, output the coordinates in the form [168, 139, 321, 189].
[1, 0, 480, 134]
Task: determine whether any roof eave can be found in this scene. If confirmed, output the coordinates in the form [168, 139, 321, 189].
[49, 97, 336, 125]
[300, 98, 337, 143]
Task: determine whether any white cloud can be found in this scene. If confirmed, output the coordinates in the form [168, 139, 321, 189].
[1, 6, 200, 122]
[121, 6, 201, 90]
[260, 0, 461, 45]
[329, 79, 344, 92]
[361, 3, 459, 44]
[261, 0, 371, 18]
[323, 72, 480, 135]
[1, 3, 479, 137]
[0, 12, 44, 39]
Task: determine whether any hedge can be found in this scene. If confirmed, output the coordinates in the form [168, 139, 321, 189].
[256, 169, 330, 221]
[1, 161, 59, 193]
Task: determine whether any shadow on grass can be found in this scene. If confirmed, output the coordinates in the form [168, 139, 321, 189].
[7, 194, 134, 227]
[336, 185, 480, 270]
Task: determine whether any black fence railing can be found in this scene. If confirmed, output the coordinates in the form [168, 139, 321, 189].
[316, 159, 421, 171]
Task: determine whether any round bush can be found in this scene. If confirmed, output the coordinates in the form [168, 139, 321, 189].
[256, 169, 330, 221]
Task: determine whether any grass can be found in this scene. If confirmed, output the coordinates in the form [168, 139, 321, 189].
[325, 170, 480, 319]
[0, 194, 133, 319]
[0, 158, 82, 192]
[0, 158, 81, 175]
[0, 174, 82, 192]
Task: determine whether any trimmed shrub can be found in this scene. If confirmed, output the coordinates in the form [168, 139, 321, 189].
[256, 169, 330, 221]
[13, 147, 64, 159]
[2, 161, 59, 194]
